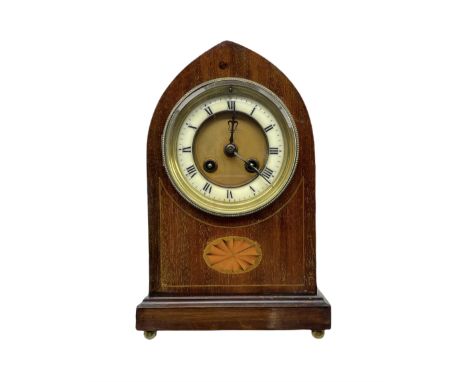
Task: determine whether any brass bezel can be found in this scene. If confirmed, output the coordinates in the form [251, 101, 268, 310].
[162, 78, 299, 217]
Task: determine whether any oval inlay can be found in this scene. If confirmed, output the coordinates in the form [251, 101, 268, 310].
[203, 236, 262, 274]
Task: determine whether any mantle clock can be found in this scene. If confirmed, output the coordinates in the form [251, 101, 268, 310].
[135, 41, 331, 339]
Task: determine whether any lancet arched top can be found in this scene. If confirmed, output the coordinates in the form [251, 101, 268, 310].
[147, 41, 315, 226]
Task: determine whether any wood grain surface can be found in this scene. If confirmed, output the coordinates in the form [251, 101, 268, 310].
[137, 41, 330, 331]
[137, 291, 331, 330]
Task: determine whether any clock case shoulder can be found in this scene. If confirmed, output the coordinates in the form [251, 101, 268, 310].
[138, 41, 330, 332]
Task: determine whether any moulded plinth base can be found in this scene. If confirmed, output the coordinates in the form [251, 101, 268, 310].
[136, 290, 331, 331]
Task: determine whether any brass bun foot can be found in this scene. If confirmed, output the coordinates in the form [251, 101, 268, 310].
[144, 331, 157, 340]
[311, 330, 325, 339]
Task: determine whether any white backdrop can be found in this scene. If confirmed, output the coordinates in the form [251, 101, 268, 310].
[1, 1, 467, 381]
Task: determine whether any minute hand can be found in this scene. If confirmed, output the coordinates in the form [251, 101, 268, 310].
[233, 151, 271, 185]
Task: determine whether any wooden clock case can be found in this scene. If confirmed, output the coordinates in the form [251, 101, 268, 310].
[136, 41, 331, 334]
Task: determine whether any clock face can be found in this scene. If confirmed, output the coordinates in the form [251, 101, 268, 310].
[162, 78, 299, 216]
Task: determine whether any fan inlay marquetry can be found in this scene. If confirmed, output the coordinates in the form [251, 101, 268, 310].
[203, 236, 262, 274]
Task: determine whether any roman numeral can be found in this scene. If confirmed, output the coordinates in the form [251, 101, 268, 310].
[227, 100, 236, 110]
[226, 189, 233, 199]
[181, 146, 192, 153]
[250, 105, 257, 115]
[269, 147, 279, 155]
[186, 124, 198, 130]
[249, 185, 256, 193]
[264, 124, 274, 133]
[186, 165, 197, 178]
[202, 182, 212, 194]
[262, 167, 274, 180]
[204, 106, 213, 116]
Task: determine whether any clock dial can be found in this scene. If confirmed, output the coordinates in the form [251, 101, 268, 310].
[163, 78, 298, 216]
[177, 98, 284, 203]
[192, 111, 269, 188]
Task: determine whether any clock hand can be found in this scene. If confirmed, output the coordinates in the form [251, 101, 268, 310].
[233, 151, 271, 185]
[224, 108, 238, 157]
[227, 105, 238, 144]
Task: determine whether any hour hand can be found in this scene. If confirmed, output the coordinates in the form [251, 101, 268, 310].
[224, 113, 239, 157]
[228, 117, 238, 144]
